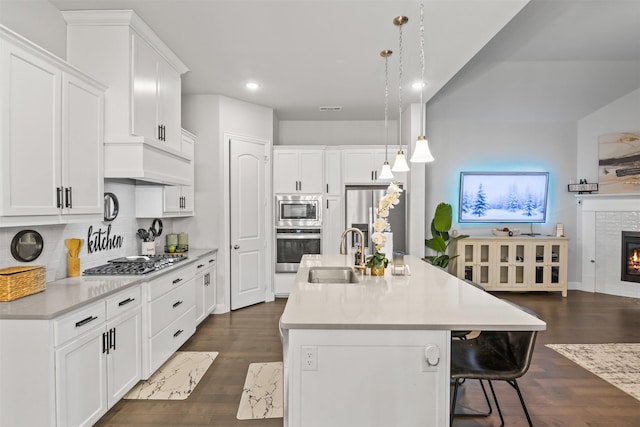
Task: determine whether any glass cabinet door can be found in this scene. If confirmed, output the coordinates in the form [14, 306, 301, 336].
[498, 243, 526, 286]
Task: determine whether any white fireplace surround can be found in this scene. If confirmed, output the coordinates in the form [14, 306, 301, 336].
[579, 194, 640, 298]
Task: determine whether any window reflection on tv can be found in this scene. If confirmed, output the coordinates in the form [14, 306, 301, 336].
[459, 172, 549, 223]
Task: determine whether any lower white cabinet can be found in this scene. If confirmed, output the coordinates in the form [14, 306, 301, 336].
[54, 286, 142, 427]
[142, 263, 197, 378]
[195, 253, 217, 324]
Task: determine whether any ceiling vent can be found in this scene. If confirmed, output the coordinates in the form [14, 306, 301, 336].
[319, 106, 342, 112]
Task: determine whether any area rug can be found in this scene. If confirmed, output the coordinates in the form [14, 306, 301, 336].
[124, 351, 218, 400]
[546, 343, 640, 401]
[237, 362, 284, 420]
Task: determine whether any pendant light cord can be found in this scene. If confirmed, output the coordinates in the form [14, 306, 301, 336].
[419, 1, 425, 136]
[384, 54, 389, 162]
[398, 20, 404, 152]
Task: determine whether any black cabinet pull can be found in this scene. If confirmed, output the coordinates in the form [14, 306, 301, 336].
[197, 264, 205, 269]
[65, 187, 72, 208]
[326, 184, 329, 193]
[102, 331, 108, 354]
[172, 278, 183, 284]
[118, 297, 135, 306]
[208, 259, 215, 263]
[371, 171, 374, 181]
[110, 328, 116, 350]
[299, 181, 302, 191]
[204, 273, 210, 286]
[56, 187, 63, 208]
[158, 124, 162, 140]
[172, 300, 183, 308]
[173, 329, 184, 338]
[75, 315, 98, 328]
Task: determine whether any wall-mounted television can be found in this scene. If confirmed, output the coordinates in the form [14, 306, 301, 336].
[459, 172, 549, 223]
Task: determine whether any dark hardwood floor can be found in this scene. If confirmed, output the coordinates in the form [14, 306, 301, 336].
[96, 291, 640, 427]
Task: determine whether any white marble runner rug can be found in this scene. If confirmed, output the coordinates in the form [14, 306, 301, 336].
[546, 343, 640, 401]
[237, 362, 284, 420]
[124, 351, 218, 400]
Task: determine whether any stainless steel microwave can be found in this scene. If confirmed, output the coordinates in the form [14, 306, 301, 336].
[275, 195, 322, 227]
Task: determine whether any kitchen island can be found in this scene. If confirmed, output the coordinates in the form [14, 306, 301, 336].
[279, 254, 546, 427]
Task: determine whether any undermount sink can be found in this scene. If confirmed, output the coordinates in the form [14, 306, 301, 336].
[307, 267, 359, 284]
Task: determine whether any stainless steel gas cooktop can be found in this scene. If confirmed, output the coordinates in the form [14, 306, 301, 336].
[83, 255, 187, 276]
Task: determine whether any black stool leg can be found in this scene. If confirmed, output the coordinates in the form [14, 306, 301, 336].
[508, 379, 533, 427]
[487, 380, 505, 427]
[450, 378, 461, 426]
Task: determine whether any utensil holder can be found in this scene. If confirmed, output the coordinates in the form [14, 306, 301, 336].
[141, 241, 156, 256]
[68, 255, 80, 277]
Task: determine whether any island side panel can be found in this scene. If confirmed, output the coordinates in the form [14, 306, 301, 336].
[285, 328, 450, 427]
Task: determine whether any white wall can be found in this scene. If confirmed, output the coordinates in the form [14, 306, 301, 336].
[278, 120, 397, 146]
[180, 94, 273, 313]
[425, 99, 578, 281]
[0, 0, 66, 59]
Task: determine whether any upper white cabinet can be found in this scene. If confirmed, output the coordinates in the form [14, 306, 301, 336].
[63, 10, 191, 185]
[342, 148, 394, 184]
[135, 129, 195, 218]
[324, 149, 342, 196]
[0, 26, 106, 226]
[273, 147, 324, 194]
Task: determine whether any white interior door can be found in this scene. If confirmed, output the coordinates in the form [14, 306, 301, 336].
[230, 137, 267, 309]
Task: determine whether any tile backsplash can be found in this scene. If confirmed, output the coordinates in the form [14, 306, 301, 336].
[0, 181, 173, 282]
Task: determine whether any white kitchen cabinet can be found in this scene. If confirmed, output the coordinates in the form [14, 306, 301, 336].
[452, 236, 569, 296]
[0, 27, 105, 226]
[324, 149, 342, 196]
[142, 264, 196, 378]
[194, 252, 217, 324]
[63, 10, 191, 185]
[323, 197, 343, 255]
[135, 184, 194, 218]
[273, 148, 324, 194]
[341, 149, 388, 184]
[55, 286, 142, 427]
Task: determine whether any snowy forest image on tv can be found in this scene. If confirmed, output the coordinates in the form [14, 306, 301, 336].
[459, 172, 549, 223]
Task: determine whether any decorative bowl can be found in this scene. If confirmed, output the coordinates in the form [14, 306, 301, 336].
[492, 228, 520, 237]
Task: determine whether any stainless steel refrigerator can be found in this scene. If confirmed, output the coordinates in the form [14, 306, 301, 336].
[344, 185, 406, 257]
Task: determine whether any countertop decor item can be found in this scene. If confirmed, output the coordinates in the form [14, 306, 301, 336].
[0, 266, 46, 301]
[65, 238, 82, 277]
[425, 202, 469, 268]
[366, 182, 403, 273]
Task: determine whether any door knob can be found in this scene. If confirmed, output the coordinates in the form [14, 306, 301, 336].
[233, 245, 240, 250]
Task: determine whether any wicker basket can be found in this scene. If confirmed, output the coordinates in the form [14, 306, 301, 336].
[0, 266, 46, 302]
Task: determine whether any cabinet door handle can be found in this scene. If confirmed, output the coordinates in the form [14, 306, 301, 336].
[102, 331, 108, 354]
[173, 329, 184, 338]
[118, 297, 135, 306]
[158, 124, 163, 140]
[209, 259, 215, 263]
[172, 278, 183, 284]
[172, 300, 183, 308]
[326, 184, 329, 193]
[75, 315, 98, 328]
[374, 171, 378, 180]
[197, 264, 205, 269]
[65, 187, 72, 208]
[204, 273, 210, 286]
[299, 181, 302, 191]
[371, 171, 374, 181]
[110, 327, 116, 350]
[56, 187, 63, 208]
[161, 124, 165, 141]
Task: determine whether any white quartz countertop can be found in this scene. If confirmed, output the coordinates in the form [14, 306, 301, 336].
[280, 254, 546, 331]
[0, 248, 217, 320]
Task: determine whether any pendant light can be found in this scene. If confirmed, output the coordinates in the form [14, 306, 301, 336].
[410, 0, 435, 163]
[379, 50, 394, 180]
[392, 15, 410, 173]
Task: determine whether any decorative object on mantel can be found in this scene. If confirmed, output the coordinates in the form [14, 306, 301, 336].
[237, 361, 284, 420]
[598, 131, 640, 194]
[124, 351, 218, 400]
[366, 182, 403, 275]
[547, 343, 640, 401]
[568, 179, 599, 193]
[424, 203, 469, 268]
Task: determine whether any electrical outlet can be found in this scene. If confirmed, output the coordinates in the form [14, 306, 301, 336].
[301, 346, 317, 371]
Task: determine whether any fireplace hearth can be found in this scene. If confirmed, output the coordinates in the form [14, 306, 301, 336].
[621, 231, 640, 283]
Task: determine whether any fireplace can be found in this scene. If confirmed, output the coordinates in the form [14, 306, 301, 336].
[621, 231, 640, 282]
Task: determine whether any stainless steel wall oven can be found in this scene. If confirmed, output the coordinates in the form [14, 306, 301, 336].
[275, 228, 321, 273]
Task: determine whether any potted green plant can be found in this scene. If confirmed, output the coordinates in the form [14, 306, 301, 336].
[424, 202, 469, 268]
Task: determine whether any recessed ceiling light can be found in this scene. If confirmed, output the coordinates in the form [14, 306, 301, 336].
[412, 81, 427, 90]
[245, 82, 260, 90]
